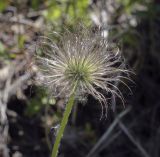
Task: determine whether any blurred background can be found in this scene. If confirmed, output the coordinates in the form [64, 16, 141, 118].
[0, 0, 160, 157]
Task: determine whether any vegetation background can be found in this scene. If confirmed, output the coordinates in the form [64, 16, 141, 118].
[0, 0, 160, 157]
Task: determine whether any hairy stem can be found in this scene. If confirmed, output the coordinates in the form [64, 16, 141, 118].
[51, 88, 76, 157]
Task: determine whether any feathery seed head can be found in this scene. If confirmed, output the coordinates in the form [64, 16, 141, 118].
[35, 25, 131, 115]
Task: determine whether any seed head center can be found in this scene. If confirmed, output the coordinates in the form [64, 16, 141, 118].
[65, 58, 91, 82]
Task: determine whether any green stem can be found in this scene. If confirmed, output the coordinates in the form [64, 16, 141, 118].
[51, 88, 76, 157]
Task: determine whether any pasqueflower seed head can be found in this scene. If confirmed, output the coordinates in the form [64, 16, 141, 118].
[35, 25, 131, 116]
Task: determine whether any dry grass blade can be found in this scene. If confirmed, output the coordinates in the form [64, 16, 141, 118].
[86, 107, 131, 157]
[118, 121, 150, 157]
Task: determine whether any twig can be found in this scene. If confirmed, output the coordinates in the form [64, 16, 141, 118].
[0, 14, 38, 28]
